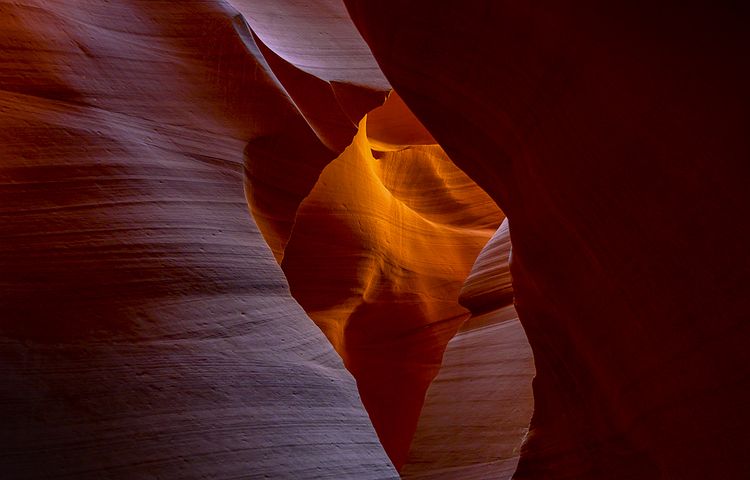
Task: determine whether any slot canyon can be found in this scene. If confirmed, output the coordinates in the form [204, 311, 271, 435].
[1, 1, 748, 479]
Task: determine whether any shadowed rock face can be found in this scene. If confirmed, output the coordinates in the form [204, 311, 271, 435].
[346, 1, 750, 478]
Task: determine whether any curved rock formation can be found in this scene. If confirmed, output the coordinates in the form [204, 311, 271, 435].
[274, 107, 503, 468]
[228, 0, 388, 89]
[238, 1, 390, 260]
[459, 219, 514, 315]
[402, 305, 534, 479]
[403, 218, 535, 479]
[346, 2, 750, 478]
[234, 7, 514, 470]
[5, 1, 748, 479]
[0, 2, 395, 478]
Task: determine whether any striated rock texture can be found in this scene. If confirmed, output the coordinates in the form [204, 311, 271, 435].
[403, 217, 535, 479]
[5, 1, 749, 479]
[235, 0, 390, 261]
[0, 1, 396, 478]
[272, 105, 503, 467]
[346, 1, 750, 478]
[402, 306, 534, 479]
[234, 3, 510, 469]
[459, 219, 514, 315]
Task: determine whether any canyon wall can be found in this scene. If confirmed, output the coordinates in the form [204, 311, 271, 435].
[346, 2, 750, 478]
[403, 218, 535, 478]
[3, 1, 748, 479]
[273, 110, 504, 467]
[0, 1, 395, 478]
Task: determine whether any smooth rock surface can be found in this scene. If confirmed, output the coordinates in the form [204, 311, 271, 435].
[0, 2, 395, 478]
[7, 1, 745, 479]
[403, 306, 534, 479]
[459, 219, 514, 315]
[277, 112, 503, 468]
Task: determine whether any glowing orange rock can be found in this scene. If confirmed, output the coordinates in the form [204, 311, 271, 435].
[275, 109, 503, 467]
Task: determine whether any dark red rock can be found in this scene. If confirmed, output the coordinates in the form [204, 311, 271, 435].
[346, 2, 750, 478]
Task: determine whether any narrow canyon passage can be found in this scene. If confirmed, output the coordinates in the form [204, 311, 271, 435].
[246, 88, 536, 474]
[2, 1, 748, 479]
[1, 1, 536, 477]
